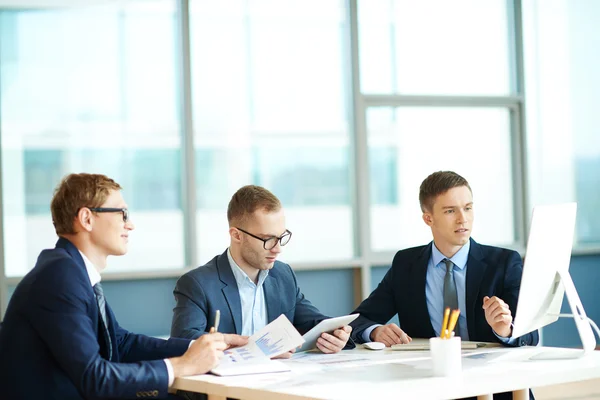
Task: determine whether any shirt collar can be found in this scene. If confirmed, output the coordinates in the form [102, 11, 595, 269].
[79, 250, 102, 287]
[227, 248, 269, 287]
[431, 240, 470, 270]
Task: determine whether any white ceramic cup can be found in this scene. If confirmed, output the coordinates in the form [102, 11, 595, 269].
[429, 336, 462, 377]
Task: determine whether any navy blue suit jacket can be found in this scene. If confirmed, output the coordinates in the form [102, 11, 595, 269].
[171, 250, 328, 339]
[0, 238, 190, 400]
[351, 239, 539, 346]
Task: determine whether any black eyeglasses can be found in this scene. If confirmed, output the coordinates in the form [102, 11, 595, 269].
[236, 227, 292, 250]
[88, 207, 129, 223]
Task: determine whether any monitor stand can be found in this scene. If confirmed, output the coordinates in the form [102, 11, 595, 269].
[530, 269, 597, 360]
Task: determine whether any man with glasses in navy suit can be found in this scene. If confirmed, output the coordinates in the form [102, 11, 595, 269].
[171, 185, 352, 356]
[0, 173, 245, 399]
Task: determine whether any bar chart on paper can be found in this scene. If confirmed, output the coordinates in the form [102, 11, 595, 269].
[255, 332, 286, 355]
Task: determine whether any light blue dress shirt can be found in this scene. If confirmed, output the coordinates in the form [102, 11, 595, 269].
[227, 249, 269, 336]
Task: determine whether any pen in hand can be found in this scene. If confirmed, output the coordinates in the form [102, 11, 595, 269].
[209, 310, 220, 334]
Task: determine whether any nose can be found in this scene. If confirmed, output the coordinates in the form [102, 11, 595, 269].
[456, 209, 467, 223]
[270, 240, 283, 254]
[125, 219, 135, 231]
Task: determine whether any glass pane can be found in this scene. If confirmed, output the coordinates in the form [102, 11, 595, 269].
[0, 1, 184, 277]
[368, 107, 515, 252]
[358, 0, 513, 95]
[190, 0, 354, 263]
[523, 0, 600, 246]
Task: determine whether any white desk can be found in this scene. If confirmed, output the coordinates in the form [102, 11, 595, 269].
[172, 346, 600, 400]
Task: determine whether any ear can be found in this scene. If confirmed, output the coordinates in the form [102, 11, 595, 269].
[76, 207, 94, 233]
[229, 227, 242, 243]
[422, 212, 433, 227]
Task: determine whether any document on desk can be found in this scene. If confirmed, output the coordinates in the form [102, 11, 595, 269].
[211, 314, 305, 376]
[390, 338, 502, 351]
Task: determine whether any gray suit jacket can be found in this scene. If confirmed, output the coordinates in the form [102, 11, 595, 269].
[171, 250, 328, 339]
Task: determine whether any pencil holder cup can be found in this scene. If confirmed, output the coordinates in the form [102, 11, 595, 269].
[429, 337, 462, 377]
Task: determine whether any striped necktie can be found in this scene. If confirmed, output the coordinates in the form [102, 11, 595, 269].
[93, 283, 113, 361]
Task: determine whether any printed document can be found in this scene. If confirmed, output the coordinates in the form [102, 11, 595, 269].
[211, 314, 305, 376]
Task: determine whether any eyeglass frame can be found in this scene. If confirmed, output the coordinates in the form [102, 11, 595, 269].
[88, 207, 129, 223]
[236, 227, 292, 250]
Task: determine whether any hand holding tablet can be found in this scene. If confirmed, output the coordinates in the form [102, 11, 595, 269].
[297, 314, 359, 353]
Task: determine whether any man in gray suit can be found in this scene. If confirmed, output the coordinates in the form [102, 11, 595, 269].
[171, 185, 351, 355]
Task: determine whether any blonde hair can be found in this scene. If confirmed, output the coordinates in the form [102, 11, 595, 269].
[227, 185, 281, 226]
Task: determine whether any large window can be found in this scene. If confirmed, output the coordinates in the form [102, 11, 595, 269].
[1, 0, 599, 294]
[358, 0, 514, 95]
[190, 0, 354, 263]
[0, 1, 184, 276]
[358, 0, 520, 254]
[367, 107, 515, 252]
[522, 0, 600, 247]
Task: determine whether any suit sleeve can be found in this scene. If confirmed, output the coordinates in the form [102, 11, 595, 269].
[288, 266, 328, 335]
[171, 273, 209, 340]
[113, 316, 190, 362]
[503, 250, 540, 346]
[28, 261, 170, 399]
[351, 260, 400, 343]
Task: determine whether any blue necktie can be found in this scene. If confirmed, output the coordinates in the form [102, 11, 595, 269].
[93, 283, 113, 361]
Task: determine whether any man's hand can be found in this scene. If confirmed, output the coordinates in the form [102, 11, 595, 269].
[170, 333, 227, 377]
[370, 324, 411, 347]
[223, 334, 248, 349]
[316, 325, 352, 354]
[482, 296, 512, 338]
[272, 348, 296, 359]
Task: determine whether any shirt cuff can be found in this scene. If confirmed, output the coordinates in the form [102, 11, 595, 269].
[164, 340, 194, 387]
[363, 324, 383, 343]
[164, 359, 174, 387]
[493, 325, 518, 345]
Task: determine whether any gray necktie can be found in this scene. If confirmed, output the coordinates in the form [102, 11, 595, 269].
[442, 259, 461, 337]
[93, 283, 113, 361]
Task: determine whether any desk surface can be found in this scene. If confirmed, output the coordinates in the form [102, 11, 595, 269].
[173, 346, 600, 400]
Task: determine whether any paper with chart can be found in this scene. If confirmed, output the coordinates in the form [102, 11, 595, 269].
[211, 314, 305, 376]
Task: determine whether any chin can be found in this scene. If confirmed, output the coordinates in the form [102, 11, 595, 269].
[261, 263, 275, 270]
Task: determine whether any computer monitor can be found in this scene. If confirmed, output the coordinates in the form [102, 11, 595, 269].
[512, 203, 597, 358]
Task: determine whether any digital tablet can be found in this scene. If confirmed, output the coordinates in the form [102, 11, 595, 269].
[297, 314, 359, 353]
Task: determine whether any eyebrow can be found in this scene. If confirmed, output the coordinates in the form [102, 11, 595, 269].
[441, 203, 473, 209]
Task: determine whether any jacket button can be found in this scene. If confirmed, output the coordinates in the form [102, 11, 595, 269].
[152, 390, 159, 396]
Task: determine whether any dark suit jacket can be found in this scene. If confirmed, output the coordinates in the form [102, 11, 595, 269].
[0, 238, 190, 400]
[351, 239, 539, 347]
[171, 250, 328, 339]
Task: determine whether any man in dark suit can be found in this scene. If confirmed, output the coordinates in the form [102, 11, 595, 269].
[0, 173, 244, 400]
[171, 185, 352, 355]
[351, 171, 539, 349]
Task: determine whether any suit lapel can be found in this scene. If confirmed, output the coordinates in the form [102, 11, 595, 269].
[216, 252, 243, 334]
[263, 272, 281, 323]
[465, 239, 488, 337]
[414, 243, 436, 336]
[56, 237, 116, 359]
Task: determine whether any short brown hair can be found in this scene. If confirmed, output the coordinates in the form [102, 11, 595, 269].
[419, 171, 471, 212]
[227, 185, 281, 226]
[51, 173, 122, 235]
